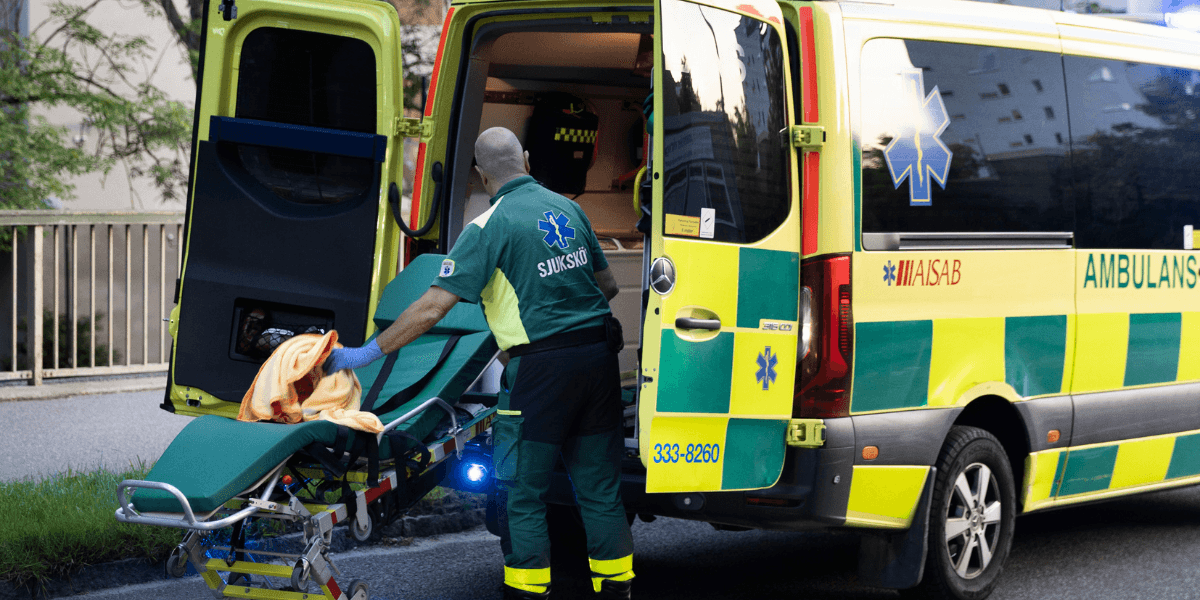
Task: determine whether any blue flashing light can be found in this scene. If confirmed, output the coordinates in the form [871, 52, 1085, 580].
[466, 462, 488, 483]
[447, 438, 493, 492]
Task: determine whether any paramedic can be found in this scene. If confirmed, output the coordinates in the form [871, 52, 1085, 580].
[324, 127, 635, 600]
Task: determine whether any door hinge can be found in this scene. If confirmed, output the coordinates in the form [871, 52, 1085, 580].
[790, 125, 825, 149]
[786, 418, 827, 448]
[396, 117, 434, 141]
[217, 0, 237, 21]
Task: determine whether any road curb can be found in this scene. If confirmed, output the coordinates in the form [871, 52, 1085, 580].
[0, 508, 487, 599]
[0, 375, 167, 403]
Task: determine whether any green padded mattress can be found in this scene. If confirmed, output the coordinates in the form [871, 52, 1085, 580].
[132, 254, 497, 515]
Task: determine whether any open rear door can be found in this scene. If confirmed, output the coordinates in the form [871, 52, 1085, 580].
[640, 0, 801, 493]
[166, 0, 405, 415]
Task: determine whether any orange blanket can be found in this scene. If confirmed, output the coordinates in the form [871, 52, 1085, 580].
[237, 331, 383, 434]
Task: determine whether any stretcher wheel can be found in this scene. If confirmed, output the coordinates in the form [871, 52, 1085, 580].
[351, 512, 373, 542]
[290, 559, 310, 592]
[165, 546, 188, 578]
[349, 579, 369, 600]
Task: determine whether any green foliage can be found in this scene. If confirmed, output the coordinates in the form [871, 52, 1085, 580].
[0, 462, 180, 589]
[0, 0, 192, 210]
[0, 457, 478, 591]
[16, 309, 119, 369]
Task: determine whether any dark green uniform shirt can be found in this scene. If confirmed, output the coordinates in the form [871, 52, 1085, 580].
[433, 176, 611, 351]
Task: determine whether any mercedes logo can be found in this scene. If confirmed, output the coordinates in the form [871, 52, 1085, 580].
[649, 256, 676, 295]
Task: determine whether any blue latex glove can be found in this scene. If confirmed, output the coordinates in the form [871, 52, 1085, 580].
[323, 339, 384, 374]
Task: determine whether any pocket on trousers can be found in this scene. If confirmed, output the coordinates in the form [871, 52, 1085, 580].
[492, 415, 524, 481]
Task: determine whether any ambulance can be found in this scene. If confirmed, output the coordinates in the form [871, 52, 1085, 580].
[165, 0, 1200, 595]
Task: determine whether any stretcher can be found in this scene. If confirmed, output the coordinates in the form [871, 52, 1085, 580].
[115, 255, 500, 600]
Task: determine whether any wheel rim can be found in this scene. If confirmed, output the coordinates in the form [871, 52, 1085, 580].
[943, 462, 1003, 580]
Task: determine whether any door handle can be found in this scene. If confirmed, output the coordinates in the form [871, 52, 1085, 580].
[675, 317, 721, 330]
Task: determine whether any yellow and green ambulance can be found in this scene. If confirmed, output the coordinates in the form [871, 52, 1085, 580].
[166, 0, 1200, 595]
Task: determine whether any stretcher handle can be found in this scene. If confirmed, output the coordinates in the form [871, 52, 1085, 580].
[115, 480, 258, 530]
[114, 465, 283, 531]
[379, 396, 458, 438]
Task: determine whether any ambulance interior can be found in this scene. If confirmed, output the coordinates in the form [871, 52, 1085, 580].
[444, 22, 655, 433]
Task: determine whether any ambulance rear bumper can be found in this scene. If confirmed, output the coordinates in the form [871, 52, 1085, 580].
[545, 426, 856, 531]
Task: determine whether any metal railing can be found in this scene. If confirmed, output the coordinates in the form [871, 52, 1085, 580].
[1, 211, 185, 385]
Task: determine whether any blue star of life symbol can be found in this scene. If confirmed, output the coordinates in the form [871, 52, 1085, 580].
[756, 347, 778, 391]
[883, 261, 896, 286]
[883, 70, 953, 206]
[538, 211, 576, 249]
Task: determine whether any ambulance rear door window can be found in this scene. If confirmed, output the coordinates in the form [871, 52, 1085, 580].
[859, 39, 1073, 243]
[231, 28, 378, 205]
[660, 0, 791, 244]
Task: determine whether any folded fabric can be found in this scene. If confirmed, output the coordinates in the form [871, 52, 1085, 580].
[237, 330, 383, 434]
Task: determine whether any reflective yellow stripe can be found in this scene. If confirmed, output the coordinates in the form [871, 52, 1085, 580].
[497, 409, 522, 416]
[481, 269, 530, 351]
[504, 566, 550, 594]
[589, 554, 634, 592]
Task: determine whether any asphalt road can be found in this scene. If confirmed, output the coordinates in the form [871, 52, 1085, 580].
[0, 390, 191, 481]
[9, 392, 1200, 599]
[71, 484, 1200, 600]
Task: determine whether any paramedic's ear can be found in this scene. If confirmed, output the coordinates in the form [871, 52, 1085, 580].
[523, 151, 531, 174]
[474, 164, 490, 194]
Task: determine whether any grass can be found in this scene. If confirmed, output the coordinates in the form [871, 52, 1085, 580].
[0, 462, 180, 589]
[0, 463, 484, 589]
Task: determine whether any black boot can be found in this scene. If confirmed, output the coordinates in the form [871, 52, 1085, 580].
[597, 579, 631, 600]
[503, 584, 550, 600]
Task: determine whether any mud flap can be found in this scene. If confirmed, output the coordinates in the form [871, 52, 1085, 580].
[857, 467, 936, 589]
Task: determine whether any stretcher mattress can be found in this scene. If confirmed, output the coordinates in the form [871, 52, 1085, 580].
[133, 255, 498, 514]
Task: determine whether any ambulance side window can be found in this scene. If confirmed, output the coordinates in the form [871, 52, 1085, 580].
[232, 28, 378, 205]
[659, 0, 791, 244]
[859, 40, 1073, 240]
[1067, 56, 1200, 250]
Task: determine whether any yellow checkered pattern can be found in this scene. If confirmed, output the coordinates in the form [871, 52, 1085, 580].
[554, 127, 597, 144]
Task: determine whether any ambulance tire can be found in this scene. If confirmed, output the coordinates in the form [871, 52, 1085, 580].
[907, 426, 1016, 600]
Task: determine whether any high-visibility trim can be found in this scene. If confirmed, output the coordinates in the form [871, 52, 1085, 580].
[844, 466, 929, 529]
[591, 570, 635, 593]
[799, 7, 818, 123]
[504, 566, 551, 594]
[480, 269, 530, 350]
[497, 409, 522, 416]
[408, 7, 455, 259]
[424, 8, 454, 120]
[588, 554, 633, 575]
[802, 151, 820, 256]
[589, 554, 635, 592]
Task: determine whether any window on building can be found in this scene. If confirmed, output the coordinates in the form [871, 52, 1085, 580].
[1044, 106, 1056, 119]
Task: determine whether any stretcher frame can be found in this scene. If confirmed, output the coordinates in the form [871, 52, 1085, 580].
[115, 395, 497, 600]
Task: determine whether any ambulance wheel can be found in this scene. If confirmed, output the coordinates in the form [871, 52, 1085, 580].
[908, 426, 1016, 600]
[165, 546, 188, 578]
[349, 579, 369, 600]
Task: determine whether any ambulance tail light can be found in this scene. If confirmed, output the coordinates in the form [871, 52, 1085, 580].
[796, 255, 852, 419]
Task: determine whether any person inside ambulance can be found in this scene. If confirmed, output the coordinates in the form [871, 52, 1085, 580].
[324, 127, 635, 600]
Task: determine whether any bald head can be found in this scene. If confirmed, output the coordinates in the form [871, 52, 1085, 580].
[474, 127, 530, 196]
